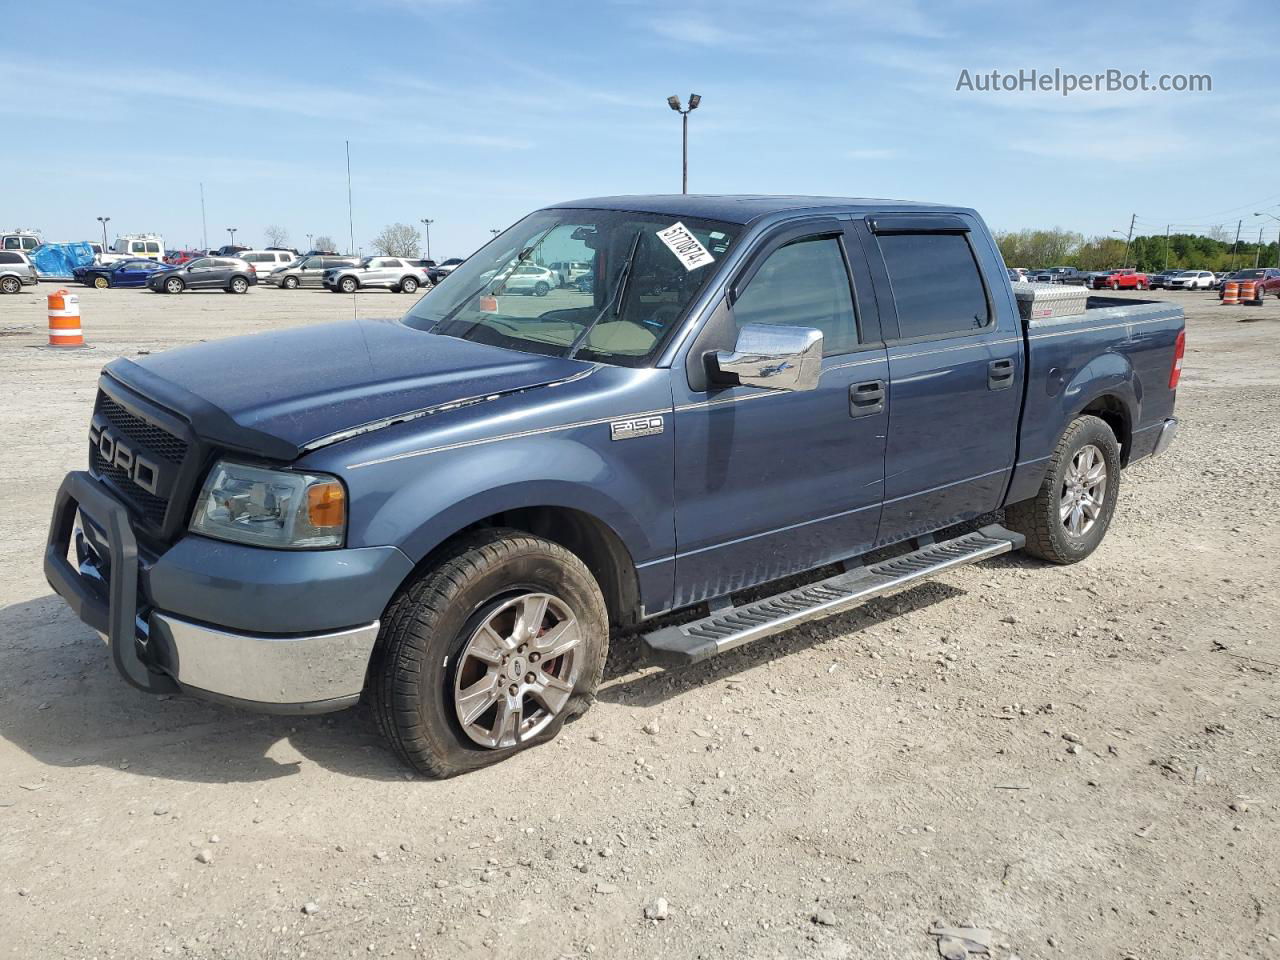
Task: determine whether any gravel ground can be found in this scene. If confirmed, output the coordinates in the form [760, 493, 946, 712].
[1, 284, 1277, 960]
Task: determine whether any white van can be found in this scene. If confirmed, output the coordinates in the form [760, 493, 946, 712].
[237, 250, 296, 273]
[1, 231, 42, 253]
[111, 234, 165, 260]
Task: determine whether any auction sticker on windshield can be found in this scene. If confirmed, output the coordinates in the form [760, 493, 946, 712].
[656, 222, 715, 271]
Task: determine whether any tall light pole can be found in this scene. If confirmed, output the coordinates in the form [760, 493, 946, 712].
[666, 93, 701, 194]
[227, 227, 237, 247]
[96, 216, 110, 252]
[1254, 212, 1280, 267]
[306, 233, 313, 252]
[420, 218, 434, 260]
[490, 228, 501, 237]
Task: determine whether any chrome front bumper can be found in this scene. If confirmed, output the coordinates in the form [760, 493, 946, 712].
[148, 614, 380, 711]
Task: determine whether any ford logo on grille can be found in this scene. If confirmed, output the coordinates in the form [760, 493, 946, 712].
[89, 421, 161, 495]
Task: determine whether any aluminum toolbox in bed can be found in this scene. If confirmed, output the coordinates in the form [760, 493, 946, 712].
[1011, 281, 1089, 321]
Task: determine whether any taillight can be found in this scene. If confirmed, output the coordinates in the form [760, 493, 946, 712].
[1169, 328, 1185, 388]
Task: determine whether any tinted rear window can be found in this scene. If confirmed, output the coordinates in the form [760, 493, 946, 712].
[0, 251, 21, 264]
[878, 233, 990, 338]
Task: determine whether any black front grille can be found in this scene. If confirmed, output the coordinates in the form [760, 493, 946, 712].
[90, 389, 191, 530]
[90, 446, 169, 526]
[95, 393, 188, 464]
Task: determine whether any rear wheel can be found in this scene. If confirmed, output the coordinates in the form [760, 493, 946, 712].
[0, 276, 20, 295]
[371, 529, 608, 778]
[229, 276, 249, 294]
[533, 281, 550, 297]
[401, 276, 419, 294]
[1005, 415, 1121, 564]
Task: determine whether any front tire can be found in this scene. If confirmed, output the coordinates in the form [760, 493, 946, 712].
[0, 276, 20, 295]
[533, 281, 550, 297]
[371, 529, 608, 778]
[401, 276, 418, 293]
[164, 277, 185, 294]
[94, 275, 110, 289]
[1005, 415, 1122, 565]
[282, 275, 299, 289]
[340, 276, 358, 293]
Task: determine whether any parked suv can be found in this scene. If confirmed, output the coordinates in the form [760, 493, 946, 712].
[147, 257, 258, 294]
[265, 255, 358, 289]
[237, 250, 296, 275]
[1166, 270, 1215, 290]
[323, 257, 429, 294]
[0, 250, 38, 293]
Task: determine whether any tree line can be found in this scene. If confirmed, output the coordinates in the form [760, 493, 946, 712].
[994, 227, 1280, 273]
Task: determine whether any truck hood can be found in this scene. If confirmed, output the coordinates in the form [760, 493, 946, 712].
[103, 318, 591, 459]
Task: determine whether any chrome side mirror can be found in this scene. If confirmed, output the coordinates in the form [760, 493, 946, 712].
[709, 323, 823, 392]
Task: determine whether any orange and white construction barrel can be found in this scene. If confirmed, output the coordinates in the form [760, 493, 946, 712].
[1237, 281, 1256, 305]
[47, 289, 84, 347]
[1220, 281, 1240, 305]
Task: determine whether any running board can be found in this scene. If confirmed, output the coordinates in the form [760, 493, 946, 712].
[640, 524, 1024, 667]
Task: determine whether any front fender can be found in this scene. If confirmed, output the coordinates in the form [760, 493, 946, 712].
[344, 431, 674, 577]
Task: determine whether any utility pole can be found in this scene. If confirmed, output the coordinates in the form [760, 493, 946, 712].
[420, 218, 434, 260]
[1230, 219, 1242, 270]
[1120, 212, 1136, 269]
[1255, 226, 1264, 268]
[1164, 224, 1171, 271]
[345, 140, 355, 257]
[199, 182, 208, 252]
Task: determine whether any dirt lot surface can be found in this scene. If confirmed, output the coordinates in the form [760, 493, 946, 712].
[1, 284, 1277, 960]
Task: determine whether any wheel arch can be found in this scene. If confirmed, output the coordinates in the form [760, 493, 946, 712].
[1062, 354, 1139, 466]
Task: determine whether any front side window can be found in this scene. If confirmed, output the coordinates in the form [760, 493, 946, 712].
[731, 236, 859, 356]
[405, 209, 740, 366]
[878, 232, 990, 338]
[131, 242, 145, 253]
[3, 238, 19, 250]
[23, 237, 38, 250]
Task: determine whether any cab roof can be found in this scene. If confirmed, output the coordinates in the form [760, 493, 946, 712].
[550, 194, 962, 226]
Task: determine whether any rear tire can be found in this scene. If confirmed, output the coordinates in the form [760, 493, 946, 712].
[1005, 415, 1121, 565]
[534, 281, 550, 297]
[229, 276, 249, 294]
[371, 528, 608, 778]
[0, 276, 20, 295]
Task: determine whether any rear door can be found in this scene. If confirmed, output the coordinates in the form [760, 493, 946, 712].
[861, 213, 1023, 546]
[670, 218, 890, 607]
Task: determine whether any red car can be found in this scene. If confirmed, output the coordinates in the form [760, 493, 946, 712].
[1084, 268, 1148, 290]
[164, 250, 203, 265]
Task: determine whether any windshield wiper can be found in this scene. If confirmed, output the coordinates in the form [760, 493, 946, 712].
[434, 225, 557, 329]
[566, 229, 643, 358]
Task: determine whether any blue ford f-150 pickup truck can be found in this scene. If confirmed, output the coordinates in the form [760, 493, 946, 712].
[45, 195, 1185, 777]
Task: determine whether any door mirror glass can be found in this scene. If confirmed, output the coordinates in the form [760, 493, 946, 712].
[709, 323, 823, 392]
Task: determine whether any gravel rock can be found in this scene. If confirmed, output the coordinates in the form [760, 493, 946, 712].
[195, 850, 213, 865]
[302, 902, 320, 915]
[811, 909, 839, 926]
[644, 897, 669, 921]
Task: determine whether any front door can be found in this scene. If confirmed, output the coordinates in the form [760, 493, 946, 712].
[671, 220, 889, 608]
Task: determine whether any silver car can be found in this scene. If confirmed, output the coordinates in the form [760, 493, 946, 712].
[323, 256, 431, 294]
[265, 255, 358, 289]
[0, 250, 39, 294]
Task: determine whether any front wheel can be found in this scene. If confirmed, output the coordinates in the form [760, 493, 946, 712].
[1109, 281, 1119, 290]
[533, 281, 550, 297]
[282, 275, 299, 289]
[94, 275, 110, 289]
[1005, 415, 1121, 564]
[1135, 281, 1146, 290]
[400, 276, 418, 293]
[164, 277, 185, 294]
[371, 529, 608, 778]
[340, 276, 358, 293]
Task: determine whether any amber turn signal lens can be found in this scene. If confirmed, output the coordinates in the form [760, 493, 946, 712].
[307, 481, 346, 528]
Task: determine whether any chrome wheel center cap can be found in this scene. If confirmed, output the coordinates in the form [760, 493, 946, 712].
[508, 657, 527, 680]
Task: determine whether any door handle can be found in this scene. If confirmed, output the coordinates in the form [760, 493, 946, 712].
[849, 379, 885, 418]
[988, 358, 1015, 391]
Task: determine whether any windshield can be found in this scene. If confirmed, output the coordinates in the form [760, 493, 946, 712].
[403, 208, 739, 366]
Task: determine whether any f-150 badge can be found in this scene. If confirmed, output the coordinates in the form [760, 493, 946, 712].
[610, 415, 665, 441]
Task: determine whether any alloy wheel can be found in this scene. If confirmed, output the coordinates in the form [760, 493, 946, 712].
[452, 592, 583, 749]
[1060, 443, 1107, 537]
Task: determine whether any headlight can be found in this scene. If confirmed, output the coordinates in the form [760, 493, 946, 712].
[189, 460, 346, 549]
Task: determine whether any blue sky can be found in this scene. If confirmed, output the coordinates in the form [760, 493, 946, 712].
[7, 0, 1277, 257]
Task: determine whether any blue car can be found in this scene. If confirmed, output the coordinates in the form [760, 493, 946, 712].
[77, 258, 167, 289]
